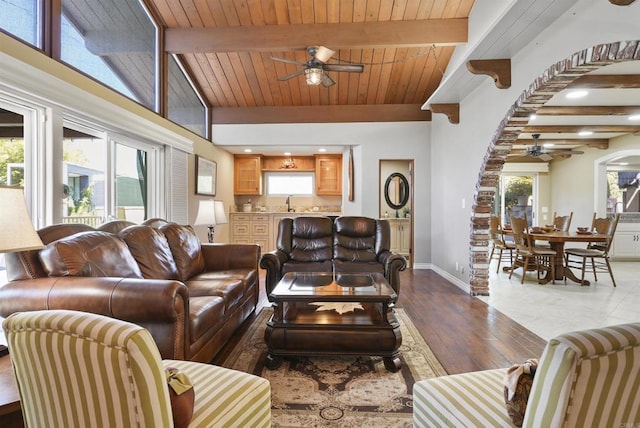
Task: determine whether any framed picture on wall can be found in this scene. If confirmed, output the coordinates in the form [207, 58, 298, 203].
[196, 155, 217, 196]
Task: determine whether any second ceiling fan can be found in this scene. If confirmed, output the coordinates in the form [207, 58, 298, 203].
[512, 134, 585, 161]
[271, 46, 364, 87]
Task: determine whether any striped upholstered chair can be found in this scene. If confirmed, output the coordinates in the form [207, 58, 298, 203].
[3, 310, 271, 427]
[413, 322, 640, 427]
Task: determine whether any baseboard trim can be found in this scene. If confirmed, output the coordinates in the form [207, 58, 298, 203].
[414, 264, 471, 294]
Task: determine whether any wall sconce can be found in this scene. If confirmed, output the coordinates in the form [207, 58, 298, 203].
[195, 200, 228, 243]
[305, 68, 323, 86]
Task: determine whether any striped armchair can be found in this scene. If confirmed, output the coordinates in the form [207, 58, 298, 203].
[3, 310, 271, 428]
[413, 323, 640, 427]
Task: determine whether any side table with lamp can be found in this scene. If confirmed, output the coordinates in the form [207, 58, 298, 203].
[194, 199, 228, 243]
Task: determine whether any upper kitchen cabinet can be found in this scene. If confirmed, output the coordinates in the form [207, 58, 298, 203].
[315, 154, 343, 196]
[234, 154, 262, 195]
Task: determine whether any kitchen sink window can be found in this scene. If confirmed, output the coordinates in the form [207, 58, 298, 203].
[266, 172, 314, 196]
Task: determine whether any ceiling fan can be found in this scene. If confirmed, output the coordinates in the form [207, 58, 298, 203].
[270, 46, 364, 87]
[515, 134, 585, 161]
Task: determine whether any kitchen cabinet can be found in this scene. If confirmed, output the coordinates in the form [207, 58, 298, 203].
[387, 218, 411, 262]
[234, 155, 262, 195]
[315, 154, 342, 195]
[611, 224, 640, 260]
[230, 213, 270, 249]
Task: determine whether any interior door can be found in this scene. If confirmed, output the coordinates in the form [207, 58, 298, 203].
[379, 160, 414, 268]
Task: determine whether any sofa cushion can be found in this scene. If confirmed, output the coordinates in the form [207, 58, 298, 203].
[119, 225, 180, 280]
[39, 231, 142, 278]
[334, 217, 379, 262]
[188, 296, 225, 342]
[286, 217, 334, 262]
[185, 277, 245, 312]
[160, 223, 205, 281]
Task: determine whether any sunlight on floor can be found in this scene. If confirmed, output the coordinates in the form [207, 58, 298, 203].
[478, 261, 639, 341]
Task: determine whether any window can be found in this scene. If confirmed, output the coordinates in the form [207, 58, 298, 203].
[60, 0, 156, 109]
[62, 124, 107, 226]
[0, 0, 41, 47]
[168, 55, 206, 138]
[266, 172, 314, 196]
[115, 143, 147, 222]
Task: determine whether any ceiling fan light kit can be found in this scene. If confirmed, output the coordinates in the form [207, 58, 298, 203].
[271, 45, 364, 87]
[305, 68, 323, 85]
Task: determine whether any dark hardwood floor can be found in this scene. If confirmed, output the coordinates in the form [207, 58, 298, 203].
[216, 269, 547, 375]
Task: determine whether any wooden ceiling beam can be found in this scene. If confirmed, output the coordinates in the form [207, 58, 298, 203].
[523, 125, 640, 133]
[165, 19, 468, 53]
[211, 104, 432, 124]
[536, 106, 640, 116]
[568, 74, 640, 89]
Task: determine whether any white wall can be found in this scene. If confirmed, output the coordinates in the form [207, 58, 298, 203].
[430, 0, 640, 282]
[549, 135, 640, 229]
[214, 121, 431, 264]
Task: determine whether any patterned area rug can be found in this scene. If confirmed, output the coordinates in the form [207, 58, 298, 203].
[220, 307, 447, 427]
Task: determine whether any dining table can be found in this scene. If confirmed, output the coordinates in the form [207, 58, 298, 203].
[502, 229, 609, 286]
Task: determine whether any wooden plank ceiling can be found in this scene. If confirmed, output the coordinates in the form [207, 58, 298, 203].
[145, 0, 475, 124]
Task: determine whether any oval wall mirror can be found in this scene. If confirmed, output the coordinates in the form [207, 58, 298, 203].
[384, 172, 410, 210]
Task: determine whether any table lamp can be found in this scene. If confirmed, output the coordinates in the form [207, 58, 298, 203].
[0, 186, 45, 356]
[195, 199, 228, 243]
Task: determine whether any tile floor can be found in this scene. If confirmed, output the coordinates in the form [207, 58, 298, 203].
[479, 259, 640, 340]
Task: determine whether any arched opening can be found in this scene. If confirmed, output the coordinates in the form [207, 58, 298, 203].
[469, 40, 640, 296]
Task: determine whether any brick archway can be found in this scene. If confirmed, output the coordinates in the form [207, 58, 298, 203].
[469, 40, 640, 296]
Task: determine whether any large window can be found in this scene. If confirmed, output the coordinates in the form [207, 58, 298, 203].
[60, 0, 156, 109]
[1, 0, 209, 142]
[0, 0, 40, 47]
[168, 55, 206, 138]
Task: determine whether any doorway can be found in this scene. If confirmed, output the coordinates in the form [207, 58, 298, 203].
[379, 159, 414, 268]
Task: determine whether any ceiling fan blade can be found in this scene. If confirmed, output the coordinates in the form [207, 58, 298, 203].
[323, 64, 365, 73]
[556, 150, 584, 155]
[277, 69, 305, 81]
[321, 73, 336, 87]
[270, 56, 307, 66]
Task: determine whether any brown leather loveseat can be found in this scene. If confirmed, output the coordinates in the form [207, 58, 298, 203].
[260, 216, 407, 301]
[0, 219, 260, 363]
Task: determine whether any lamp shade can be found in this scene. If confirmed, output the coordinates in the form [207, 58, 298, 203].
[213, 201, 227, 225]
[194, 199, 216, 226]
[0, 187, 44, 253]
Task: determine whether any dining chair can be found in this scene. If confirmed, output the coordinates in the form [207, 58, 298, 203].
[509, 215, 556, 284]
[3, 309, 271, 428]
[552, 211, 573, 231]
[489, 215, 515, 273]
[564, 213, 620, 287]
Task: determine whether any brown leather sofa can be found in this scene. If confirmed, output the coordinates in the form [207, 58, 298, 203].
[260, 216, 407, 301]
[0, 219, 260, 363]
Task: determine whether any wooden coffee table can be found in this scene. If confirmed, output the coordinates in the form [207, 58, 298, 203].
[264, 272, 402, 372]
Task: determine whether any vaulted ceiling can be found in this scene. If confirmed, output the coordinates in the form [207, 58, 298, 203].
[141, 0, 640, 162]
[146, 0, 475, 124]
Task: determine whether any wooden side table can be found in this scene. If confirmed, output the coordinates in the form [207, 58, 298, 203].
[0, 354, 23, 427]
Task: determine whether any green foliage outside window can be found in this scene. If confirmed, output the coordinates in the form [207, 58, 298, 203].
[504, 176, 533, 211]
[0, 138, 25, 185]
